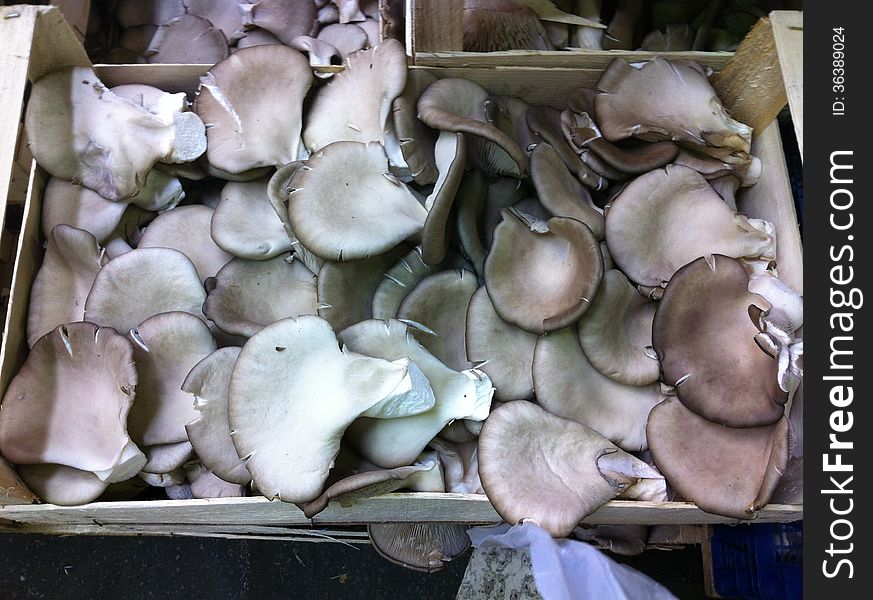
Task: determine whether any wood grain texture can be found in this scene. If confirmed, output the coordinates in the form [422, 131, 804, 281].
[712, 17, 786, 139]
[413, 50, 733, 70]
[770, 10, 803, 158]
[410, 0, 463, 54]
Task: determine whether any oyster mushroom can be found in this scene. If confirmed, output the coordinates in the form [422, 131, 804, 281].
[369, 523, 471, 573]
[227, 315, 436, 503]
[421, 132, 467, 266]
[211, 178, 295, 260]
[0, 323, 145, 484]
[196, 45, 313, 174]
[604, 165, 775, 288]
[41, 178, 128, 245]
[239, 0, 318, 45]
[652, 254, 787, 428]
[371, 247, 437, 321]
[478, 401, 664, 537]
[484, 209, 603, 334]
[145, 14, 229, 64]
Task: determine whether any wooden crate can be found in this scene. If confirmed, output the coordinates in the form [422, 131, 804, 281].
[0, 5, 802, 539]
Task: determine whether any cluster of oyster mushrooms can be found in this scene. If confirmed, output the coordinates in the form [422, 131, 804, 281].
[2, 38, 802, 549]
[86, 0, 403, 67]
[463, 0, 768, 52]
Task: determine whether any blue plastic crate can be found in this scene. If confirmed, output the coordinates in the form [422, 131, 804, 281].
[710, 522, 803, 600]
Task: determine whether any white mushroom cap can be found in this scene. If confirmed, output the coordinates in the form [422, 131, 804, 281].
[25, 67, 206, 201]
[41, 178, 128, 245]
[228, 316, 436, 502]
[27, 225, 107, 347]
[138, 205, 233, 282]
[127, 312, 217, 447]
[211, 178, 294, 260]
[84, 248, 207, 334]
[140, 441, 195, 474]
[0, 323, 145, 483]
[18, 464, 108, 506]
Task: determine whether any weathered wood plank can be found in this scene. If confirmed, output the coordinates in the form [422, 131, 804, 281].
[50, 0, 91, 42]
[413, 50, 733, 70]
[712, 17, 786, 140]
[409, 0, 463, 54]
[0, 495, 802, 527]
[770, 10, 803, 157]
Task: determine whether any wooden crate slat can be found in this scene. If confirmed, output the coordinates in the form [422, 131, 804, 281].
[409, 0, 463, 54]
[770, 10, 803, 157]
[413, 50, 734, 70]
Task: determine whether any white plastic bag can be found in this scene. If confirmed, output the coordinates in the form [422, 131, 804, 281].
[468, 523, 678, 600]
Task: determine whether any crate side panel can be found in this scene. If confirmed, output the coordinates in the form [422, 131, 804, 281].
[770, 10, 803, 157]
[413, 50, 733, 70]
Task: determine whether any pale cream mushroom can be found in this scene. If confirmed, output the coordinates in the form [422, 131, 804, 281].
[211, 178, 294, 260]
[227, 315, 436, 502]
[18, 464, 109, 506]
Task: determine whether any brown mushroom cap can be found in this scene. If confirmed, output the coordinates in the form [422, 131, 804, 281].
[287, 142, 426, 261]
[196, 45, 313, 174]
[369, 523, 471, 573]
[397, 269, 479, 372]
[183, 347, 250, 485]
[0, 323, 144, 483]
[465, 286, 538, 401]
[529, 142, 604, 239]
[652, 254, 787, 428]
[595, 58, 752, 152]
[84, 248, 207, 334]
[417, 78, 528, 176]
[138, 205, 232, 282]
[532, 326, 662, 451]
[27, 225, 107, 348]
[647, 397, 789, 519]
[484, 209, 603, 334]
[577, 270, 659, 386]
[478, 401, 662, 537]
[204, 254, 318, 338]
[127, 312, 217, 447]
[303, 39, 407, 152]
[604, 165, 775, 287]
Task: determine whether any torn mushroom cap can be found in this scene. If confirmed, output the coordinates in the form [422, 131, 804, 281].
[204, 254, 318, 338]
[27, 225, 107, 348]
[647, 397, 789, 519]
[652, 254, 787, 428]
[595, 58, 752, 153]
[299, 456, 441, 518]
[25, 66, 205, 201]
[303, 39, 407, 152]
[41, 178, 128, 245]
[183, 347, 250, 484]
[318, 244, 408, 331]
[84, 247, 207, 334]
[421, 132, 467, 266]
[227, 315, 435, 503]
[338, 319, 493, 468]
[196, 45, 313, 174]
[241, 0, 318, 45]
[287, 142, 426, 261]
[369, 524, 471, 573]
[138, 205, 232, 281]
[604, 165, 775, 288]
[0, 323, 145, 483]
[478, 401, 663, 538]
[577, 270, 659, 386]
[465, 285, 538, 401]
[371, 247, 436, 321]
[127, 312, 217, 448]
[397, 269, 479, 372]
[417, 77, 528, 176]
[529, 142, 604, 239]
[211, 177, 294, 260]
[484, 209, 603, 334]
[532, 326, 661, 452]
[145, 14, 229, 64]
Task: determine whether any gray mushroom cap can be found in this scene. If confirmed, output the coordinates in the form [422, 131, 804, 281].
[211, 177, 295, 260]
[369, 523, 471, 573]
[41, 178, 128, 245]
[145, 14, 229, 64]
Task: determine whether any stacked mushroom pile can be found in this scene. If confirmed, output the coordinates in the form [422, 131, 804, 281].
[463, 0, 768, 52]
[86, 0, 403, 67]
[2, 44, 801, 550]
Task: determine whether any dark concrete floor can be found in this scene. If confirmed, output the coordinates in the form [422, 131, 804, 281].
[0, 533, 708, 599]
